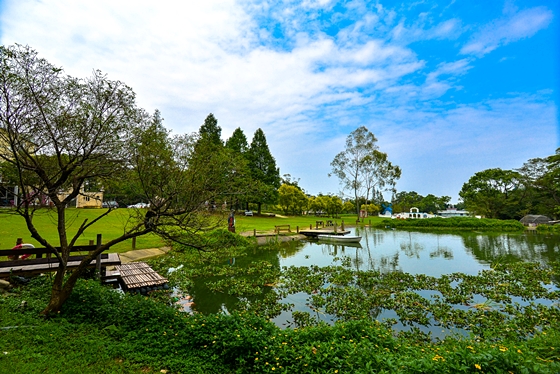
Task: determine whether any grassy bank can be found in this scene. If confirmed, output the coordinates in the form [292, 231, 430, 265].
[374, 217, 524, 231]
[1, 267, 558, 373]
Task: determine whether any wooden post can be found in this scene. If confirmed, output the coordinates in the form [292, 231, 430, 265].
[296, 226, 299, 233]
[132, 237, 136, 249]
[341, 220, 345, 231]
[96, 234, 102, 278]
[369, 219, 371, 225]
[89, 240, 94, 246]
[310, 224, 312, 230]
[334, 222, 337, 233]
[254, 229, 256, 237]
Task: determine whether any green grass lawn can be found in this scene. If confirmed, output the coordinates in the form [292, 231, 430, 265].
[0, 208, 383, 252]
[0, 208, 163, 253]
[234, 212, 383, 234]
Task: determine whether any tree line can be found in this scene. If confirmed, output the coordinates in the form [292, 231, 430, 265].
[459, 150, 560, 220]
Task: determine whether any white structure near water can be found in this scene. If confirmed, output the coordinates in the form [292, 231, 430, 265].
[383, 207, 472, 219]
[393, 207, 436, 219]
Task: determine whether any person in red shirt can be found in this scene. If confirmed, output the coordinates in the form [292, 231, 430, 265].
[8, 238, 33, 260]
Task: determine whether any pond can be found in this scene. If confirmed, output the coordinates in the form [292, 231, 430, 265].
[169, 227, 560, 338]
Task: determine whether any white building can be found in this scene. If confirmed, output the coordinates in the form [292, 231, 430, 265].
[437, 208, 470, 217]
[393, 207, 436, 219]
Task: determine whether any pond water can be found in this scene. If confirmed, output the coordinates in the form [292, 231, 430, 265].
[178, 228, 560, 336]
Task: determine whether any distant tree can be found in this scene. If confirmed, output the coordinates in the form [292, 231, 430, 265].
[361, 203, 380, 215]
[517, 151, 560, 218]
[308, 196, 324, 215]
[343, 200, 355, 214]
[278, 184, 308, 215]
[459, 168, 527, 219]
[392, 191, 423, 213]
[418, 194, 451, 214]
[225, 127, 248, 154]
[327, 195, 344, 217]
[247, 128, 281, 214]
[330, 126, 400, 215]
[198, 113, 222, 146]
[362, 150, 401, 207]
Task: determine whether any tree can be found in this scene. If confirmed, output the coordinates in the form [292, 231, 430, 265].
[247, 128, 280, 214]
[517, 150, 560, 218]
[225, 127, 248, 154]
[330, 126, 400, 215]
[278, 183, 308, 215]
[343, 200, 355, 214]
[0, 45, 233, 314]
[459, 168, 527, 219]
[418, 194, 451, 214]
[198, 113, 222, 146]
[392, 191, 423, 213]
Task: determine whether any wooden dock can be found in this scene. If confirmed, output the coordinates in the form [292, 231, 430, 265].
[114, 262, 168, 292]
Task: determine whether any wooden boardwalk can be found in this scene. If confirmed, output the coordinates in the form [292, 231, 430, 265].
[114, 262, 168, 291]
[0, 252, 121, 278]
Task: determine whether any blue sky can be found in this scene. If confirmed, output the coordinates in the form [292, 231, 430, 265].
[1, 0, 558, 203]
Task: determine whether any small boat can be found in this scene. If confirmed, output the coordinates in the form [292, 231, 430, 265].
[317, 235, 362, 243]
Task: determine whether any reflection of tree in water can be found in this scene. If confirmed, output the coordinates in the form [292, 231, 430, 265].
[429, 246, 453, 259]
[319, 229, 401, 273]
[461, 232, 560, 265]
[185, 245, 283, 315]
[429, 235, 453, 259]
[399, 231, 424, 258]
[277, 240, 306, 258]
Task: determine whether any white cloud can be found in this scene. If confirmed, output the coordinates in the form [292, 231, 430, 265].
[0, 0, 556, 201]
[460, 6, 553, 56]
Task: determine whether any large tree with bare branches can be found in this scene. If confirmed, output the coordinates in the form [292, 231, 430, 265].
[0, 45, 234, 314]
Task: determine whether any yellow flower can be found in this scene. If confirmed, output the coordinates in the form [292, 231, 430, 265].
[467, 346, 474, 350]
[475, 364, 481, 370]
[499, 346, 508, 352]
[271, 368, 275, 371]
[432, 355, 445, 362]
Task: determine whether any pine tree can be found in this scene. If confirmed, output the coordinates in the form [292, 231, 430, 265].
[247, 128, 280, 214]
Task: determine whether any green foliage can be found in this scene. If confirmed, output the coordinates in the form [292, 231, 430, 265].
[225, 127, 249, 154]
[2, 271, 559, 373]
[330, 126, 400, 215]
[376, 217, 524, 231]
[459, 168, 527, 219]
[278, 184, 308, 215]
[198, 113, 223, 146]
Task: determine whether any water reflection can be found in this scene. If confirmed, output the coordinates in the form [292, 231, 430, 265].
[178, 228, 560, 326]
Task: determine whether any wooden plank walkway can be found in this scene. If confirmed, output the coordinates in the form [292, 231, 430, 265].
[0, 253, 121, 277]
[115, 262, 168, 290]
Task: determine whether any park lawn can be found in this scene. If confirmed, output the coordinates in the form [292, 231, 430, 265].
[234, 212, 384, 234]
[0, 208, 164, 253]
[0, 208, 384, 252]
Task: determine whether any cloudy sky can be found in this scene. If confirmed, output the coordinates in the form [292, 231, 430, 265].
[1, 0, 558, 202]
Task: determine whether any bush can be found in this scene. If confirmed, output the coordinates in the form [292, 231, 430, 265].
[375, 217, 524, 231]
